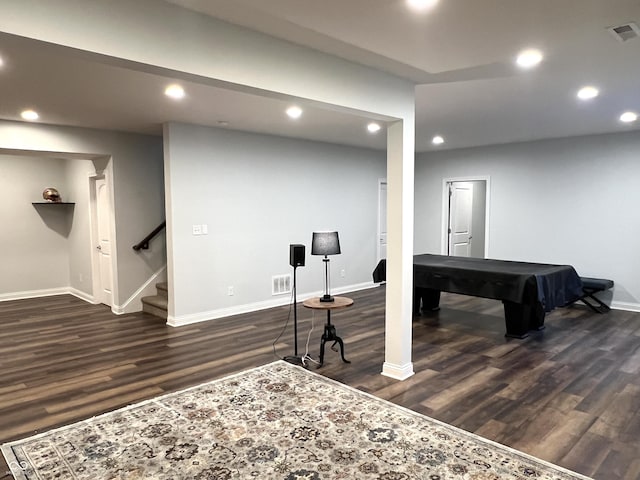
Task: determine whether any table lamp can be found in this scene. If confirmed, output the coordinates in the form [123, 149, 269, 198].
[311, 231, 341, 302]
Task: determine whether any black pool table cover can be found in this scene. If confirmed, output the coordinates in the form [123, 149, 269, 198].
[373, 254, 584, 336]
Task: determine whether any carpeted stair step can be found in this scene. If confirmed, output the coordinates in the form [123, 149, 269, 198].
[142, 295, 168, 320]
[156, 282, 168, 298]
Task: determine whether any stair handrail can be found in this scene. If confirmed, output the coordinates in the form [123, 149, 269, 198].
[133, 221, 166, 251]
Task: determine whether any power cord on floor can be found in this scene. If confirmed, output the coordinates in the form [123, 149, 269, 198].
[301, 310, 320, 366]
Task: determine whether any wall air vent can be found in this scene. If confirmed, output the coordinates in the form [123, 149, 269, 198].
[272, 274, 292, 296]
[607, 22, 640, 42]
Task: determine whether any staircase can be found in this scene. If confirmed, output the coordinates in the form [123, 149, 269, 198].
[142, 282, 168, 320]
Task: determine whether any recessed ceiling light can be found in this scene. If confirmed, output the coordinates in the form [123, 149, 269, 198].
[516, 49, 543, 69]
[620, 111, 638, 123]
[164, 84, 185, 100]
[286, 106, 303, 119]
[407, 0, 439, 11]
[21, 109, 39, 121]
[577, 86, 599, 100]
[432, 135, 444, 145]
[367, 122, 381, 133]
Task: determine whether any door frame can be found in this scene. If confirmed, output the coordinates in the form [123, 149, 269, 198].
[377, 178, 387, 262]
[441, 175, 491, 257]
[88, 165, 118, 308]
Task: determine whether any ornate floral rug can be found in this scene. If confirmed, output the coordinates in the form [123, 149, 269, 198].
[3, 361, 591, 480]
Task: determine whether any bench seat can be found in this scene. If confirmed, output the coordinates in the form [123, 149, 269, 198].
[578, 276, 614, 313]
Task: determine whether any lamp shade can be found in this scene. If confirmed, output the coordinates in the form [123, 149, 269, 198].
[311, 231, 341, 256]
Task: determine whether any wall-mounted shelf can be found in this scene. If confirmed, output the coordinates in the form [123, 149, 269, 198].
[32, 202, 76, 205]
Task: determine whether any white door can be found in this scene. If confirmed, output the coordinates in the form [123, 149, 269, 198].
[378, 180, 387, 260]
[96, 178, 113, 306]
[448, 182, 474, 257]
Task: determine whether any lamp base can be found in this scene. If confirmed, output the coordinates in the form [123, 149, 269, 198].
[319, 294, 335, 303]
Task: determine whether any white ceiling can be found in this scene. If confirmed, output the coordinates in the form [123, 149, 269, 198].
[1, 0, 639, 152]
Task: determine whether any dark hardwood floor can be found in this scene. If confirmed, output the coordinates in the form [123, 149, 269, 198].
[1, 287, 640, 479]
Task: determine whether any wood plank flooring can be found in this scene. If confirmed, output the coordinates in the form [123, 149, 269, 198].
[1, 287, 640, 479]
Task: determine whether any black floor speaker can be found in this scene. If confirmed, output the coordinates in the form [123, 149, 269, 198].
[289, 244, 305, 267]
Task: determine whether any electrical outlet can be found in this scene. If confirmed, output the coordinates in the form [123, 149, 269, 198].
[340, 269, 346, 278]
[228, 286, 234, 296]
[192, 224, 202, 235]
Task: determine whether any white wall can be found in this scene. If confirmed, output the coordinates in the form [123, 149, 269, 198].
[415, 130, 640, 310]
[0, 121, 165, 309]
[164, 123, 385, 324]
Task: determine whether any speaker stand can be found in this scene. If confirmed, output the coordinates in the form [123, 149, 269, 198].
[283, 265, 306, 367]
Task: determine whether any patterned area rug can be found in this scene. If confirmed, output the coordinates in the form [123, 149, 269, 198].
[3, 361, 591, 480]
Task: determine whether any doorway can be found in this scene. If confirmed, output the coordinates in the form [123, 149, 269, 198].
[442, 177, 490, 258]
[377, 179, 387, 261]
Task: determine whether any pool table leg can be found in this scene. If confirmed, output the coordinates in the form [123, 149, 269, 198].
[414, 288, 441, 314]
[503, 301, 546, 338]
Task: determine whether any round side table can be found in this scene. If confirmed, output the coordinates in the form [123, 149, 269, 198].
[302, 296, 353, 367]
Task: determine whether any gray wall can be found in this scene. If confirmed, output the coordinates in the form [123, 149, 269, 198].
[110, 134, 166, 302]
[470, 180, 486, 258]
[0, 155, 71, 294]
[164, 123, 386, 323]
[65, 158, 96, 294]
[415, 130, 640, 310]
[0, 155, 98, 298]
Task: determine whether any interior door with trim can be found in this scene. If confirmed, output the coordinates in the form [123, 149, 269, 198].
[448, 181, 473, 257]
[96, 177, 113, 306]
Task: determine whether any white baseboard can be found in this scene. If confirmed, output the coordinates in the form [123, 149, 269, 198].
[68, 287, 97, 304]
[332, 282, 380, 296]
[0, 287, 96, 303]
[0, 287, 69, 302]
[167, 281, 378, 327]
[611, 301, 640, 313]
[112, 266, 167, 315]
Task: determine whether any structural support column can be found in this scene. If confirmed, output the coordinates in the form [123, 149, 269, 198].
[382, 119, 415, 380]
